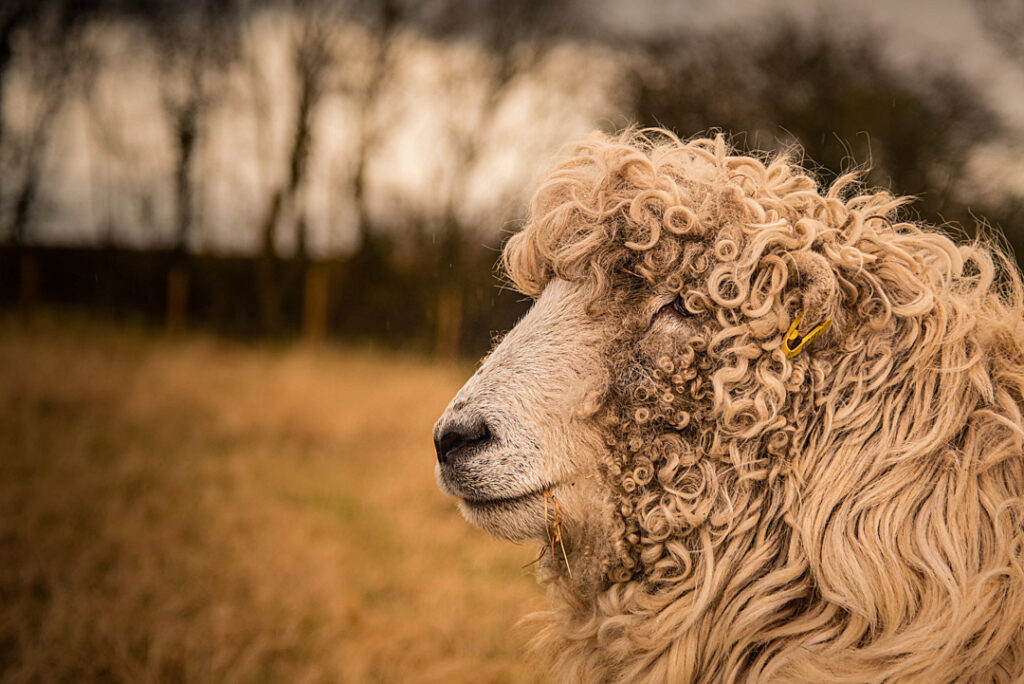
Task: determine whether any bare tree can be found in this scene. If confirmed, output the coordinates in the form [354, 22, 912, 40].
[82, 60, 138, 246]
[0, 1, 33, 218]
[2, 4, 97, 315]
[144, 0, 240, 332]
[304, 0, 405, 344]
[428, 0, 566, 360]
[253, 3, 336, 335]
[347, 0, 402, 244]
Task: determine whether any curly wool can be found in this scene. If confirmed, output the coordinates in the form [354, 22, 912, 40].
[504, 129, 1024, 682]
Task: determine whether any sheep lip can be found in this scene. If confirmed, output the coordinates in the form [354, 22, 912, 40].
[460, 486, 554, 507]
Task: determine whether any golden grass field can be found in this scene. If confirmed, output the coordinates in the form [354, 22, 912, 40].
[0, 314, 547, 683]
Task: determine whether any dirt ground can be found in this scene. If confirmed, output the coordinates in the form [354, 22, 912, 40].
[0, 313, 547, 683]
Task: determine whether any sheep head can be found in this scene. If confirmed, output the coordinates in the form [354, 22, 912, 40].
[434, 129, 1024, 682]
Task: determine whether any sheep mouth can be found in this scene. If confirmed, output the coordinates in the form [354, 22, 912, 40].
[460, 487, 549, 508]
[456, 486, 556, 541]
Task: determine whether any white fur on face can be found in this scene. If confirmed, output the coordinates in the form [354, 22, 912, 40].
[434, 279, 613, 543]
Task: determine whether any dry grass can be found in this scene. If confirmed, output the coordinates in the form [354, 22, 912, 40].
[0, 313, 546, 683]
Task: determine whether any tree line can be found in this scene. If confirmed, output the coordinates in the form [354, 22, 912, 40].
[2, 0, 1021, 357]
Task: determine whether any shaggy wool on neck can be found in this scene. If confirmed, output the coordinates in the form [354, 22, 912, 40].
[504, 129, 1024, 682]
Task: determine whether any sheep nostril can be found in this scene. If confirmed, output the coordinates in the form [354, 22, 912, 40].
[435, 418, 493, 465]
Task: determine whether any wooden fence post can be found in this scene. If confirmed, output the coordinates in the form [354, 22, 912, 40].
[166, 261, 189, 333]
[302, 261, 329, 343]
[18, 249, 38, 319]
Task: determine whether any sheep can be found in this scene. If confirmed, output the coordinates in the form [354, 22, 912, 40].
[433, 129, 1024, 683]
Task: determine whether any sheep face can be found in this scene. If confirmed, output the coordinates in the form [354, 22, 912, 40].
[433, 279, 616, 554]
[432, 265, 740, 586]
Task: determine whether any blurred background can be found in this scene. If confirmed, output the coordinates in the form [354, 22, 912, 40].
[3, 0, 1024, 681]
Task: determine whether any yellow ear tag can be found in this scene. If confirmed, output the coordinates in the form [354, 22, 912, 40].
[783, 311, 832, 359]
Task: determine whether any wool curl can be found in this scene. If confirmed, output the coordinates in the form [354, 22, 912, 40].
[506, 129, 1024, 682]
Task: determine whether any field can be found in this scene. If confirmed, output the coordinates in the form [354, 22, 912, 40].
[0, 314, 546, 683]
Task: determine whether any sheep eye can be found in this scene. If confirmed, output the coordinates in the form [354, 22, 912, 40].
[669, 297, 691, 317]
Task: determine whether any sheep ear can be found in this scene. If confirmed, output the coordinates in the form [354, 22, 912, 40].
[786, 251, 836, 335]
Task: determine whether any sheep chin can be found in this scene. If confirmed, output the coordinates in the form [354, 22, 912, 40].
[456, 489, 550, 542]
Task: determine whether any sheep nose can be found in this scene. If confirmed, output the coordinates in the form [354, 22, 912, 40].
[434, 417, 493, 465]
